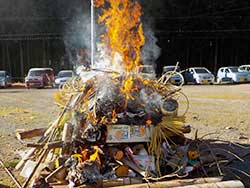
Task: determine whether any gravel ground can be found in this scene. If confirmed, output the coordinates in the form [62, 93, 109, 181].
[0, 84, 249, 187]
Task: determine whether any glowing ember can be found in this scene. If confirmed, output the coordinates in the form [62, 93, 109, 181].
[146, 119, 152, 126]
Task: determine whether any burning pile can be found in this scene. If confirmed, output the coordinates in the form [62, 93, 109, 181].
[7, 1, 246, 187]
[16, 72, 189, 188]
[14, 0, 192, 187]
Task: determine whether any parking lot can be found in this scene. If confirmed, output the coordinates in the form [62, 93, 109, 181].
[0, 84, 250, 186]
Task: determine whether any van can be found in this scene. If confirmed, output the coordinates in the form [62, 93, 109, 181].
[25, 68, 55, 88]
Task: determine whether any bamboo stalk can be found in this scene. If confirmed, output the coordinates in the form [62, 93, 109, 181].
[107, 179, 243, 188]
[172, 180, 244, 188]
[16, 95, 74, 171]
[22, 148, 49, 188]
[45, 165, 64, 182]
[0, 158, 22, 188]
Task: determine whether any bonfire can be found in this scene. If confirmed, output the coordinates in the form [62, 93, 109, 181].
[12, 0, 192, 187]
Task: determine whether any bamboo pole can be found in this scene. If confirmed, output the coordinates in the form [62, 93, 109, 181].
[15, 95, 73, 170]
[110, 180, 244, 188]
[105, 177, 223, 188]
[91, 0, 94, 68]
[0, 158, 22, 188]
[173, 180, 244, 188]
[22, 148, 49, 188]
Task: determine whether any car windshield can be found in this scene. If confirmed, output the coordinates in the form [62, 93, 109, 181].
[28, 70, 46, 76]
[164, 66, 180, 72]
[229, 67, 239, 73]
[0, 71, 6, 77]
[58, 71, 73, 78]
[139, 66, 154, 74]
[194, 68, 209, 74]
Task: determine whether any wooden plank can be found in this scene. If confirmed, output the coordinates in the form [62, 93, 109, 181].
[16, 128, 46, 140]
[173, 180, 244, 188]
[51, 177, 223, 188]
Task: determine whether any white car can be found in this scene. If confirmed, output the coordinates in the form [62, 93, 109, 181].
[0, 71, 12, 88]
[217, 66, 249, 84]
[55, 70, 74, 88]
[239, 65, 250, 80]
[184, 67, 215, 84]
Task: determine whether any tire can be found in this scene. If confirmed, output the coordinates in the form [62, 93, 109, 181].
[193, 79, 198, 85]
[51, 83, 56, 88]
[217, 78, 221, 84]
[3, 81, 7, 88]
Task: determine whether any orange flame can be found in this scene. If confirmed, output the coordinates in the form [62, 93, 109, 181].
[120, 76, 135, 101]
[112, 109, 117, 123]
[95, 0, 145, 72]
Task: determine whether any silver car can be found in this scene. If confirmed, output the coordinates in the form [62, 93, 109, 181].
[217, 66, 249, 83]
[0, 70, 12, 88]
[239, 65, 250, 81]
[184, 67, 215, 84]
[55, 70, 74, 88]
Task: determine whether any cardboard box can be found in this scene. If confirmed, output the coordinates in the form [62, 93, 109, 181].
[106, 124, 152, 143]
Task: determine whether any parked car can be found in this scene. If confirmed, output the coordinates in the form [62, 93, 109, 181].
[55, 70, 74, 88]
[239, 65, 250, 81]
[25, 68, 55, 88]
[184, 67, 215, 84]
[136, 65, 156, 79]
[162, 65, 183, 85]
[217, 66, 249, 83]
[0, 70, 12, 88]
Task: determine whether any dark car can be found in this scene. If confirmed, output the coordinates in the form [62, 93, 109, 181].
[25, 68, 55, 88]
[0, 70, 12, 88]
[162, 66, 183, 85]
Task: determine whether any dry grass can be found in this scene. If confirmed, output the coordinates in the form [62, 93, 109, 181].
[0, 107, 39, 124]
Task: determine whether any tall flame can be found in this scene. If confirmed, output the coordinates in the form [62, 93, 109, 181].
[95, 0, 145, 73]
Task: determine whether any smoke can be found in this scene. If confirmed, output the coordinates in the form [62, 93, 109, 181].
[64, 12, 91, 68]
[141, 23, 161, 69]
[63, 0, 161, 74]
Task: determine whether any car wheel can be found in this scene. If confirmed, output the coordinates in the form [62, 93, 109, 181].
[3, 81, 7, 88]
[217, 78, 221, 84]
[193, 79, 198, 85]
[52, 83, 56, 88]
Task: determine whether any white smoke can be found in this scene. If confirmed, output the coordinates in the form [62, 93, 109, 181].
[64, 1, 161, 76]
[141, 23, 161, 70]
[64, 12, 91, 67]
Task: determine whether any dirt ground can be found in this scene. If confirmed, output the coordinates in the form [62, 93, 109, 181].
[182, 84, 250, 143]
[0, 84, 250, 187]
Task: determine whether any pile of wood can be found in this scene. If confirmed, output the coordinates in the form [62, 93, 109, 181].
[2, 73, 245, 188]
